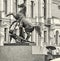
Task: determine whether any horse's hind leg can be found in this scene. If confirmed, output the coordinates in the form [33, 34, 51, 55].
[26, 32, 31, 41]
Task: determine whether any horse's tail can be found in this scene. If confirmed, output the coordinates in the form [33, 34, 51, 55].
[34, 25, 41, 36]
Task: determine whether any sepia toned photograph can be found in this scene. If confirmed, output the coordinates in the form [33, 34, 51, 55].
[0, 0, 60, 61]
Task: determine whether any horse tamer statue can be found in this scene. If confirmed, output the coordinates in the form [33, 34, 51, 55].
[6, 1, 41, 43]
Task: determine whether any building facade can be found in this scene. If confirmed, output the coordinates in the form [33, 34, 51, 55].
[0, 0, 60, 55]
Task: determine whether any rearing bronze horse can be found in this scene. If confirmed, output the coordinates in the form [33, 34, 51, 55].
[6, 11, 35, 42]
[6, 12, 41, 43]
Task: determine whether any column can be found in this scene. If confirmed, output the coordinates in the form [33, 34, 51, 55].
[1, 0, 5, 18]
[31, 1, 35, 42]
[38, 0, 43, 46]
[33, 0, 40, 46]
[48, 0, 52, 45]
[10, 0, 14, 19]
[48, 0, 52, 19]
[38, 0, 43, 20]
[0, 0, 4, 46]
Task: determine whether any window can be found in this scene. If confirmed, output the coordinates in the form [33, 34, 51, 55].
[15, 0, 18, 13]
[55, 31, 59, 44]
[44, 31, 47, 42]
[4, 0, 7, 14]
[0, 11, 2, 18]
[44, 0, 46, 19]
[4, 28, 7, 41]
[0, 20, 2, 26]
[31, 1, 34, 18]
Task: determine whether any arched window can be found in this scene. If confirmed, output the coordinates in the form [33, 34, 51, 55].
[55, 30, 59, 44]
